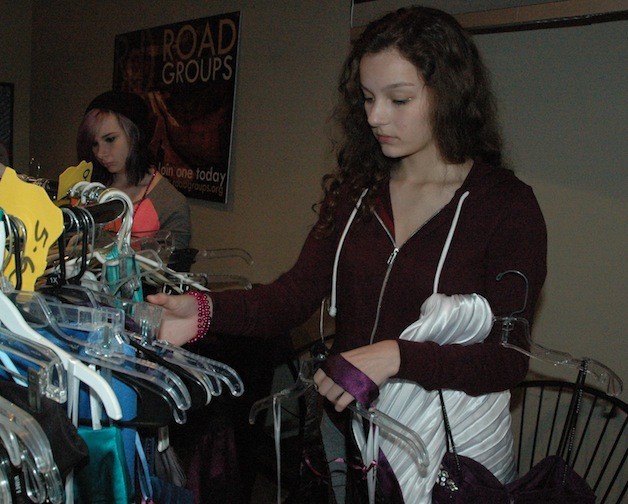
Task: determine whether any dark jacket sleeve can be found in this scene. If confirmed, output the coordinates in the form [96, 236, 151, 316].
[396, 184, 547, 395]
[209, 211, 343, 339]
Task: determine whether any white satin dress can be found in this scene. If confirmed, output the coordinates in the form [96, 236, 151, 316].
[352, 293, 517, 504]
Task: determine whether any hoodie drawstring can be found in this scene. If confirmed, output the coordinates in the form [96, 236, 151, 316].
[328, 189, 470, 319]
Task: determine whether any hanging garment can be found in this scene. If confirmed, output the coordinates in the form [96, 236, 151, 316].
[0, 380, 89, 480]
[73, 425, 133, 504]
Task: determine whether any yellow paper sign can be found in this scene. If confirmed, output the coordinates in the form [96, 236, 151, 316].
[0, 167, 64, 290]
[57, 160, 93, 202]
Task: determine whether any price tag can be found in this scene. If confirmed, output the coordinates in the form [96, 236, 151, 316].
[57, 160, 93, 202]
[0, 167, 64, 290]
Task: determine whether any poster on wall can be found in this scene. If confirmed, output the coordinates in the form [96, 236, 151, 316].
[113, 12, 240, 204]
[0, 82, 13, 167]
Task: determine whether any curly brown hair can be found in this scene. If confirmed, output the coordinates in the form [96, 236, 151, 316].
[315, 6, 503, 237]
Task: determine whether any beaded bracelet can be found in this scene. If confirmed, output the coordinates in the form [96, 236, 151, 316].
[185, 290, 212, 343]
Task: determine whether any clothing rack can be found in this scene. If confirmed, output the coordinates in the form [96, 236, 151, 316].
[0, 174, 250, 503]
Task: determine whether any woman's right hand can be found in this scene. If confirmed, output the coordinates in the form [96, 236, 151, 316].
[146, 292, 205, 346]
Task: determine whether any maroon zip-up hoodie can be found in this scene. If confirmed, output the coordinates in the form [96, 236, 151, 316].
[210, 161, 547, 397]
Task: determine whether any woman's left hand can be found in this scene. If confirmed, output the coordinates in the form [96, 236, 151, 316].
[313, 340, 401, 412]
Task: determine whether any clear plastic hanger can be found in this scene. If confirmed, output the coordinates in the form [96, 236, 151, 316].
[142, 267, 253, 293]
[248, 356, 428, 465]
[191, 247, 254, 291]
[248, 352, 429, 504]
[100, 245, 145, 300]
[46, 295, 194, 416]
[97, 188, 133, 249]
[36, 283, 210, 402]
[94, 243, 248, 295]
[61, 184, 255, 293]
[0, 216, 66, 403]
[0, 290, 123, 424]
[0, 447, 11, 504]
[133, 251, 222, 293]
[108, 297, 216, 405]
[0, 209, 123, 422]
[60, 188, 134, 283]
[44, 198, 125, 279]
[64, 199, 193, 296]
[127, 231, 254, 290]
[0, 395, 64, 503]
[495, 270, 623, 396]
[147, 340, 245, 397]
[66, 180, 106, 205]
[10, 291, 192, 425]
[85, 290, 244, 398]
[1, 428, 49, 503]
[32, 293, 192, 425]
[20, 444, 50, 503]
[45, 185, 248, 396]
[250, 298, 429, 457]
[0, 423, 20, 471]
[0, 326, 66, 406]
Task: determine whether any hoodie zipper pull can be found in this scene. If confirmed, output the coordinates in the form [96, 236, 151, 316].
[387, 247, 400, 265]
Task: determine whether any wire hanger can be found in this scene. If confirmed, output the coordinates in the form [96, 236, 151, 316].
[494, 270, 623, 396]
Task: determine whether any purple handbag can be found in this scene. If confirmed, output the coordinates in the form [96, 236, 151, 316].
[432, 390, 596, 504]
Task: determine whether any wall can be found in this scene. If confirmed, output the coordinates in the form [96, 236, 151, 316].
[19, 2, 628, 398]
[476, 21, 627, 395]
[29, 0, 347, 283]
[0, 0, 32, 170]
